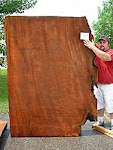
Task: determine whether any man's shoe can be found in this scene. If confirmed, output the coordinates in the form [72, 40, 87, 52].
[96, 120, 104, 127]
[110, 125, 113, 131]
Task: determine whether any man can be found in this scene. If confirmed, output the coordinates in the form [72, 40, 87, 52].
[84, 36, 113, 130]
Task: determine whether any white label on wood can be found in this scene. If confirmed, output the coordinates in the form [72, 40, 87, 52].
[80, 32, 89, 40]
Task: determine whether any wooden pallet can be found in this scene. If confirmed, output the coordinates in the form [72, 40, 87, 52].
[0, 120, 7, 136]
[92, 124, 113, 138]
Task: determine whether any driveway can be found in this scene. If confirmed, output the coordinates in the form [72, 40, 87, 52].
[0, 114, 113, 150]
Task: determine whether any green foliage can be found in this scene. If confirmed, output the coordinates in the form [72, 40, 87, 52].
[0, 70, 8, 113]
[0, 0, 37, 52]
[0, 43, 6, 53]
[92, 0, 113, 48]
[0, 24, 6, 52]
[0, 0, 37, 14]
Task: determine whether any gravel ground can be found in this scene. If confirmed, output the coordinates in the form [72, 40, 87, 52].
[0, 114, 113, 150]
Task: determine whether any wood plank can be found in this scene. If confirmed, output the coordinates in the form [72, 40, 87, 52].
[92, 124, 113, 138]
[0, 120, 7, 136]
[104, 113, 111, 122]
[5, 16, 97, 137]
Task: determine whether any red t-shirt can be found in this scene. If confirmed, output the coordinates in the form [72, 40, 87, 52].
[94, 49, 113, 84]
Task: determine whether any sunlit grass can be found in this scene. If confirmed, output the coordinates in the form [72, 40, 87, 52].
[0, 69, 9, 113]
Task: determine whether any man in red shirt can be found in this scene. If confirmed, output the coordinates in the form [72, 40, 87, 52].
[84, 36, 113, 130]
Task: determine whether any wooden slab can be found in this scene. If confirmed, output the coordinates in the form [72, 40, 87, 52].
[0, 120, 7, 136]
[93, 124, 113, 138]
[5, 16, 97, 137]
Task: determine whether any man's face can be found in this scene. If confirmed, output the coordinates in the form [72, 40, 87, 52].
[98, 40, 110, 51]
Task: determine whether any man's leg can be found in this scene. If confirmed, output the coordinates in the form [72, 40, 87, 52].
[93, 84, 104, 125]
[110, 113, 113, 119]
[110, 113, 113, 131]
[98, 108, 104, 117]
[97, 108, 104, 125]
[103, 84, 113, 130]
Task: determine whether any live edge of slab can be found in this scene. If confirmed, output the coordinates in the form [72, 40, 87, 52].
[92, 124, 113, 138]
[0, 120, 7, 137]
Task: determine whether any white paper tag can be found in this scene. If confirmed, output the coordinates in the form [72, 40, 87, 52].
[80, 32, 89, 40]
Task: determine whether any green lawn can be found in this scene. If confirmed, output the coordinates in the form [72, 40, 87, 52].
[0, 69, 9, 113]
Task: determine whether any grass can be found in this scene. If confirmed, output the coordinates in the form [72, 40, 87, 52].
[0, 69, 9, 113]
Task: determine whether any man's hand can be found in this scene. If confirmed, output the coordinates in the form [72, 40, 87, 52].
[83, 40, 111, 61]
[83, 40, 95, 50]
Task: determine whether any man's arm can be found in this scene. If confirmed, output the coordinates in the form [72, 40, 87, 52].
[83, 40, 111, 61]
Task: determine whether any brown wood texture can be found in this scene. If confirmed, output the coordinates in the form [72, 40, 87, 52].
[5, 16, 97, 137]
[93, 124, 113, 138]
[0, 121, 7, 136]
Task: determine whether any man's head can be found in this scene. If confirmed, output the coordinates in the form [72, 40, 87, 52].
[98, 36, 110, 51]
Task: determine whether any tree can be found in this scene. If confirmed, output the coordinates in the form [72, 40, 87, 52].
[92, 0, 113, 48]
[0, 0, 37, 52]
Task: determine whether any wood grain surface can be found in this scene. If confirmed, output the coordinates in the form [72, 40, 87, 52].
[0, 120, 7, 136]
[93, 124, 113, 138]
[5, 16, 97, 137]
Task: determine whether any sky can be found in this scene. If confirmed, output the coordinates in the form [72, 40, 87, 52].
[17, 0, 103, 34]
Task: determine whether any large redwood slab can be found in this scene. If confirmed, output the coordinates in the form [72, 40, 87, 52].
[5, 16, 97, 137]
